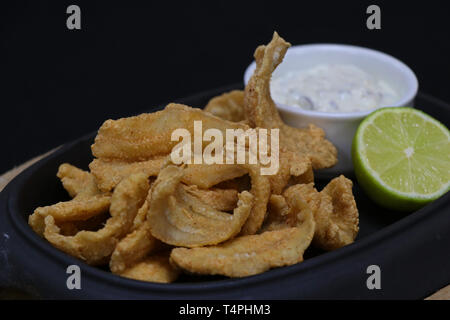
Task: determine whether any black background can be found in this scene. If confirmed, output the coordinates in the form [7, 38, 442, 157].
[1, 0, 449, 174]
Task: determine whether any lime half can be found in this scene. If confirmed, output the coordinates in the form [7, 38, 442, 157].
[352, 107, 450, 211]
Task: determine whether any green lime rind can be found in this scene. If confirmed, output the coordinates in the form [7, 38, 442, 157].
[352, 107, 450, 212]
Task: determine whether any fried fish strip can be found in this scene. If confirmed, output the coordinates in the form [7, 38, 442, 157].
[92, 103, 248, 161]
[33, 195, 111, 224]
[43, 173, 150, 265]
[90, 157, 165, 192]
[204, 90, 246, 122]
[170, 196, 315, 277]
[148, 165, 254, 247]
[244, 32, 337, 169]
[120, 252, 180, 283]
[29, 164, 110, 236]
[283, 175, 359, 251]
[110, 220, 163, 274]
[57, 163, 99, 197]
[269, 149, 313, 194]
[89, 158, 248, 192]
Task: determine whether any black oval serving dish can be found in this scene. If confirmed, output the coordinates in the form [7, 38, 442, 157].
[0, 84, 449, 299]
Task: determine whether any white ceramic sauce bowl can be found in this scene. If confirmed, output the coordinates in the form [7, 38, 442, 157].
[244, 44, 418, 177]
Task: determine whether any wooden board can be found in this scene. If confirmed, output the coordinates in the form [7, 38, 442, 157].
[0, 149, 448, 300]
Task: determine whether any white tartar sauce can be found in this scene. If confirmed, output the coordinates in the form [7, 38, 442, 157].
[271, 64, 398, 113]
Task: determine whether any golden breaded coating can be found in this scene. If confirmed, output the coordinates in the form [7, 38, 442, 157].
[91, 103, 248, 161]
[269, 149, 313, 194]
[120, 252, 180, 283]
[57, 212, 110, 236]
[90, 158, 250, 192]
[57, 163, 99, 197]
[182, 163, 248, 189]
[29, 164, 110, 236]
[110, 220, 163, 274]
[261, 191, 314, 232]
[148, 165, 254, 247]
[260, 194, 291, 232]
[204, 90, 246, 122]
[284, 175, 359, 251]
[132, 200, 149, 231]
[43, 173, 150, 265]
[236, 163, 270, 236]
[317, 176, 359, 250]
[89, 157, 165, 192]
[170, 196, 315, 277]
[183, 185, 239, 212]
[244, 32, 337, 169]
[33, 195, 111, 224]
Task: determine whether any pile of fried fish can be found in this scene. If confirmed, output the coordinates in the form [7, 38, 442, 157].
[29, 33, 358, 283]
